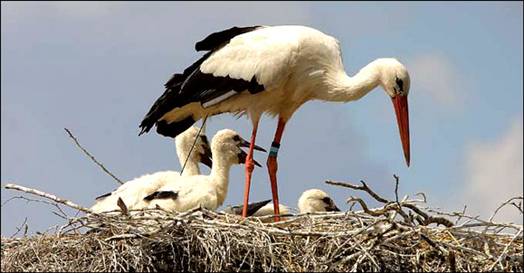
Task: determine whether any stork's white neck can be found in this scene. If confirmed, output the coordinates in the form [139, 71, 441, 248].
[209, 154, 234, 207]
[318, 60, 382, 102]
[177, 152, 200, 177]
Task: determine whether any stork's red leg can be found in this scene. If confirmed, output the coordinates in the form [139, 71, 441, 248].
[267, 118, 287, 222]
[241, 121, 260, 218]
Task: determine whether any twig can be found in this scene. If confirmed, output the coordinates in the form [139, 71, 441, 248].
[64, 128, 123, 185]
[489, 196, 524, 222]
[488, 228, 523, 271]
[393, 174, 400, 204]
[4, 183, 92, 213]
[10, 217, 28, 238]
[402, 203, 454, 227]
[326, 180, 388, 203]
[117, 197, 129, 216]
[511, 201, 523, 214]
[180, 115, 208, 175]
[346, 197, 398, 217]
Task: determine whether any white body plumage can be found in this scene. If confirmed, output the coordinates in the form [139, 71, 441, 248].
[90, 126, 210, 213]
[146, 129, 259, 212]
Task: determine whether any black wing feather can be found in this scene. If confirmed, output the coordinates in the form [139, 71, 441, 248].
[195, 26, 261, 51]
[228, 199, 272, 216]
[143, 191, 178, 201]
[95, 192, 112, 201]
[139, 25, 264, 138]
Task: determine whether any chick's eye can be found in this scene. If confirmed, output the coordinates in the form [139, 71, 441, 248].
[395, 77, 404, 93]
[232, 135, 241, 142]
[322, 197, 332, 205]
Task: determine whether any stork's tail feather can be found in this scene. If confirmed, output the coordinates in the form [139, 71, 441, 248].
[139, 117, 157, 136]
[138, 124, 151, 136]
[155, 116, 196, 138]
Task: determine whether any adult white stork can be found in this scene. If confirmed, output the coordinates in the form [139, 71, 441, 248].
[139, 25, 411, 221]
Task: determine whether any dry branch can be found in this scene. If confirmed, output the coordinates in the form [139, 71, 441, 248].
[64, 128, 123, 185]
[3, 183, 92, 213]
[327, 177, 454, 228]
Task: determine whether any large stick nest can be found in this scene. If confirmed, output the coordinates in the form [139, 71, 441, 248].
[2, 180, 523, 272]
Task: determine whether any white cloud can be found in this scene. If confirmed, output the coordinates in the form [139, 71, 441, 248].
[407, 53, 464, 108]
[463, 116, 523, 223]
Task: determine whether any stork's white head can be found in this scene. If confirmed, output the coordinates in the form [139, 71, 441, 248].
[211, 129, 266, 166]
[375, 58, 411, 167]
[176, 126, 212, 168]
[297, 189, 340, 213]
[375, 58, 411, 98]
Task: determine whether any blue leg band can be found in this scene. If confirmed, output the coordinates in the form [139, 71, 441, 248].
[269, 142, 280, 157]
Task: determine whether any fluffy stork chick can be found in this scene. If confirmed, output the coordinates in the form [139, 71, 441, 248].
[90, 126, 212, 213]
[224, 189, 339, 222]
[144, 129, 265, 212]
[297, 189, 340, 213]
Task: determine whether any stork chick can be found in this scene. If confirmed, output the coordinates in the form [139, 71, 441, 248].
[224, 189, 340, 222]
[144, 129, 265, 212]
[90, 126, 212, 213]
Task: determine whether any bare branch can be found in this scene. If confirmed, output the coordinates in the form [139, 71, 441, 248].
[393, 174, 400, 204]
[64, 128, 123, 185]
[117, 197, 129, 216]
[489, 196, 524, 222]
[4, 183, 92, 213]
[326, 180, 388, 203]
[10, 217, 28, 238]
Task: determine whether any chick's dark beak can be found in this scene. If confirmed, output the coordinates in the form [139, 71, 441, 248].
[327, 204, 341, 212]
[199, 148, 213, 168]
[198, 135, 213, 168]
[238, 149, 262, 167]
[238, 138, 267, 152]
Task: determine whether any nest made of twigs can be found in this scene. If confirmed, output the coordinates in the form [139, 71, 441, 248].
[2, 202, 523, 272]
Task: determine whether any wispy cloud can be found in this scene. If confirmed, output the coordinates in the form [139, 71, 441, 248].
[462, 116, 523, 223]
[407, 53, 464, 108]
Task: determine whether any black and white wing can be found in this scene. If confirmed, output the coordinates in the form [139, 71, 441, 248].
[139, 25, 300, 138]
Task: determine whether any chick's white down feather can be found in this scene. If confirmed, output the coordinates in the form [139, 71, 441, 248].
[90, 126, 209, 213]
[224, 189, 339, 223]
[146, 129, 250, 212]
[297, 189, 338, 213]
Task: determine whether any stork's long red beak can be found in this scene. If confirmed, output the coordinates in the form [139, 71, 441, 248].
[391, 95, 410, 167]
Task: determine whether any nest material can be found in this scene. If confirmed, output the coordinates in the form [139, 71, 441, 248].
[2, 177, 523, 272]
[2, 204, 523, 272]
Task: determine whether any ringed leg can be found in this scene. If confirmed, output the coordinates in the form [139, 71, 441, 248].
[241, 119, 260, 218]
[267, 117, 287, 222]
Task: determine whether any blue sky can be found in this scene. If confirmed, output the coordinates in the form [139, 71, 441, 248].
[2, 2, 522, 236]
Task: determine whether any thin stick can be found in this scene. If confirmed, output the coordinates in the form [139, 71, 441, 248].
[489, 196, 524, 222]
[326, 180, 388, 203]
[4, 183, 92, 213]
[488, 228, 523, 271]
[393, 174, 400, 204]
[180, 115, 208, 175]
[64, 128, 123, 185]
